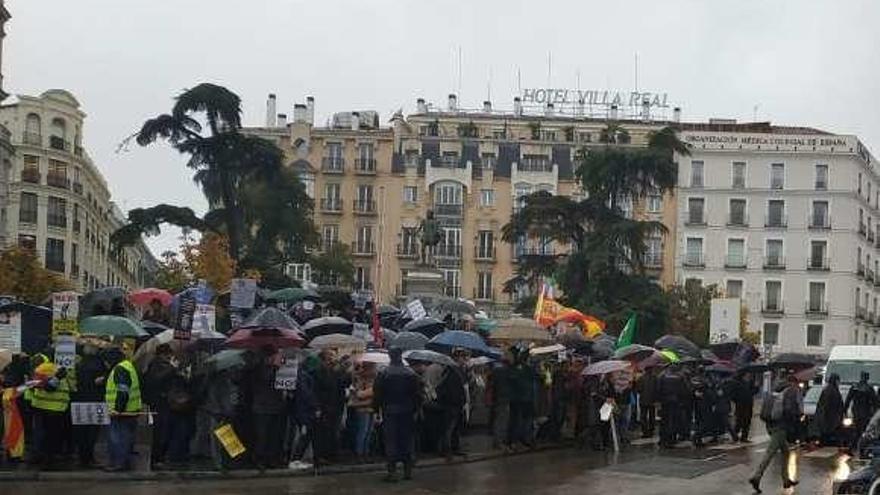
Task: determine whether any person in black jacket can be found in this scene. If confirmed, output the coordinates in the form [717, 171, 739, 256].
[435, 352, 467, 460]
[657, 364, 687, 448]
[71, 344, 107, 467]
[249, 346, 286, 469]
[749, 374, 802, 493]
[313, 349, 349, 464]
[845, 371, 878, 451]
[636, 368, 658, 438]
[815, 373, 845, 446]
[732, 372, 759, 442]
[143, 345, 176, 468]
[373, 347, 422, 482]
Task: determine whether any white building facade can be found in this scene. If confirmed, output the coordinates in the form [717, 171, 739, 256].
[0, 89, 156, 291]
[675, 123, 879, 356]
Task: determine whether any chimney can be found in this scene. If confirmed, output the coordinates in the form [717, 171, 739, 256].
[545, 102, 554, 117]
[448, 93, 457, 111]
[293, 104, 308, 124]
[416, 98, 427, 113]
[277, 113, 287, 127]
[609, 104, 619, 121]
[265, 94, 277, 127]
[673, 107, 682, 123]
[483, 100, 492, 112]
[513, 97, 522, 116]
[351, 112, 360, 131]
[306, 96, 315, 125]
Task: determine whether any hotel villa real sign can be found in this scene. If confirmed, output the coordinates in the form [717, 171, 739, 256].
[521, 88, 670, 108]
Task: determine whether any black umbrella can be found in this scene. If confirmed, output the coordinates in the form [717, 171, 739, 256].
[587, 333, 616, 361]
[710, 340, 760, 364]
[769, 352, 817, 371]
[654, 334, 701, 359]
[140, 320, 172, 337]
[301, 316, 353, 338]
[238, 307, 300, 331]
[80, 287, 127, 317]
[377, 304, 400, 316]
[402, 317, 446, 338]
[738, 361, 769, 375]
[389, 331, 430, 351]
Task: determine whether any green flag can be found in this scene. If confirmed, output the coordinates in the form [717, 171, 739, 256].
[616, 313, 637, 349]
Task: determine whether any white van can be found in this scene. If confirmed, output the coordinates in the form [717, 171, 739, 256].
[825, 345, 880, 389]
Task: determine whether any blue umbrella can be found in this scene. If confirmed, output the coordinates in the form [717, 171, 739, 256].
[426, 330, 494, 357]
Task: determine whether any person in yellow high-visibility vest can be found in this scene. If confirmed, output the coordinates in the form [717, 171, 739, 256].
[29, 361, 70, 468]
[103, 348, 141, 472]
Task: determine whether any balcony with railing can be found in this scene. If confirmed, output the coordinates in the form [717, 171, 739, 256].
[353, 199, 376, 215]
[74, 145, 84, 157]
[351, 240, 376, 256]
[807, 257, 830, 271]
[22, 132, 41, 146]
[433, 203, 463, 217]
[319, 197, 343, 213]
[808, 214, 831, 230]
[435, 244, 463, 259]
[805, 300, 828, 317]
[727, 212, 748, 227]
[46, 172, 70, 189]
[474, 245, 496, 262]
[871, 231, 877, 244]
[515, 244, 556, 260]
[683, 253, 705, 268]
[19, 209, 38, 225]
[397, 242, 418, 259]
[869, 269, 876, 282]
[860, 223, 868, 237]
[763, 255, 786, 270]
[73, 219, 81, 234]
[473, 288, 495, 302]
[72, 182, 83, 194]
[480, 157, 497, 170]
[355, 158, 376, 174]
[518, 156, 553, 173]
[761, 300, 785, 316]
[874, 273, 880, 287]
[724, 255, 747, 270]
[321, 156, 344, 173]
[21, 167, 41, 184]
[444, 286, 462, 298]
[49, 135, 70, 152]
[856, 306, 867, 321]
[858, 262, 866, 277]
[764, 213, 788, 229]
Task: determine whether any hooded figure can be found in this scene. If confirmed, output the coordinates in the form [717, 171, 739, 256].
[815, 373, 844, 446]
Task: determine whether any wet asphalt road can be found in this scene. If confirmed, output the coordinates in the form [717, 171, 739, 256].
[0, 439, 855, 495]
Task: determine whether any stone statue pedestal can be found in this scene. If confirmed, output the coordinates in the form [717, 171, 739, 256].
[403, 266, 445, 308]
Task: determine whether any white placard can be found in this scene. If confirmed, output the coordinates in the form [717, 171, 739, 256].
[407, 299, 427, 320]
[0, 311, 21, 352]
[710, 298, 741, 344]
[302, 300, 315, 311]
[230, 279, 257, 309]
[599, 402, 614, 422]
[71, 402, 111, 425]
[54, 334, 77, 370]
[274, 364, 298, 390]
[192, 304, 216, 335]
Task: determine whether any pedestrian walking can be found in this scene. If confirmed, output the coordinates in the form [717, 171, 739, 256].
[845, 371, 878, 452]
[372, 347, 422, 482]
[815, 373, 844, 447]
[748, 374, 802, 493]
[104, 348, 142, 472]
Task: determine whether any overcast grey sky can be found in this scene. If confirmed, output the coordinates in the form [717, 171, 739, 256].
[7, 0, 880, 256]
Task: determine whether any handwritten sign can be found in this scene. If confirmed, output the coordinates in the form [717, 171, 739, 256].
[274, 364, 298, 391]
[192, 304, 216, 335]
[71, 402, 110, 425]
[0, 311, 21, 352]
[407, 299, 427, 320]
[175, 292, 196, 340]
[54, 334, 77, 370]
[213, 423, 246, 458]
[52, 291, 79, 336]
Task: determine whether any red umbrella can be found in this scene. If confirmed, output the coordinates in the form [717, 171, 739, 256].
[225, 327, 306, 350]
[129, 288, 173, 307]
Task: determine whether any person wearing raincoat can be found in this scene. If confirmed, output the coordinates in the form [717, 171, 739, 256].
[815, 373, 845, 446]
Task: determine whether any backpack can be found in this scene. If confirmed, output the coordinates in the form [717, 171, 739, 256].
[759, 390, 784, 422]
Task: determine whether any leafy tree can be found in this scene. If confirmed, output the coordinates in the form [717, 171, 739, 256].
[0, 246, 71, 304]
[111, 83, 317, 274]
[666, 282, 721, 347]
[311, 243, 355, 287]
[182, 233, 236, 292]
[503, 124, 687, 335]
[153, 250, 189, 293]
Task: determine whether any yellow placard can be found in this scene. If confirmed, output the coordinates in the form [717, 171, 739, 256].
[213, 423, 246, 458]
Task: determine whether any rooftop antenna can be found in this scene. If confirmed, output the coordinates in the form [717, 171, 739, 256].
[634, 52, 639, 92]
[487, 66, 492, 101]
[576, 69, 581, 91]
[457, 46, 463, 101]
[517, 67, 522, 94]
[547, 52, 552, 88]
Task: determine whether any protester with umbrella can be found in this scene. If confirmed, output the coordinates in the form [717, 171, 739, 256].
[635, 367, 658, 439]
[248, 345, 286, 470]
[200, 356, 242, 472]
[657, 362, 688, 448]
[313, 349, 349, 465]
[434, 348, 468, 461]
[142, 344, 176, 469]
[508, 346, 538, 451]
[373, 347, 422, 482]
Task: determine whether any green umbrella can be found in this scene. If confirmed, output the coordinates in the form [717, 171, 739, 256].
[267, 287, 320, 303]
[202, 349, 249, 374]
[79, 315, 149, 338]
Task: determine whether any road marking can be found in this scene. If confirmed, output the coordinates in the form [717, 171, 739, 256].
[701, 453, 726, 462]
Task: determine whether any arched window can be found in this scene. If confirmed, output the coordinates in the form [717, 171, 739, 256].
[24, 113, 41, 145]
[50, 118, 67, 151]
[433, 181, 463, 205]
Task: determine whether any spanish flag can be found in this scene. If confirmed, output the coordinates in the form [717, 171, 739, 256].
[2, 387, 24, 459]
[534, 280, 605, 338]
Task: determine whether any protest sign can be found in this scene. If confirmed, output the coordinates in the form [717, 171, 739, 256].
[230, 278, 257, 309]
[0, 311, 21, 352]
[54, 334, 77, 370]
[214, 423, 246, 458]
[192, 304, 216, 335]
[274, 363, 298, 390]
[406, 299, 427, 320]
[52, 291, 79, 336]
[175, 291, 196, 340]
[71, 402, 111, 425]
